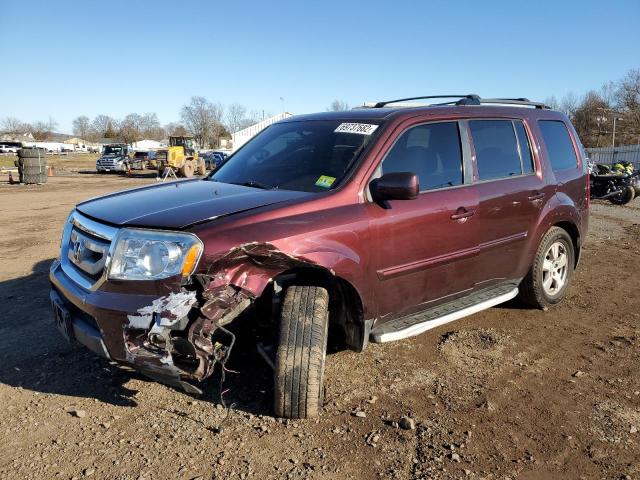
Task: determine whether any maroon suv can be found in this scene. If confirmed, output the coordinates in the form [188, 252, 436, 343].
[50, 95, 589, 419]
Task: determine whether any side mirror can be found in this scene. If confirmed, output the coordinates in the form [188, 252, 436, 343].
[370, 172, 419, 206]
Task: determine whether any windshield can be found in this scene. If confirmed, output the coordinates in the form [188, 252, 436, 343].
[210, 120, 381, 192]
[104, 146, 124, 155]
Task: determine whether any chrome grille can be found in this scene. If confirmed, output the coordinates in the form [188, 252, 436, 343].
[67, 228, 110, 277]
[60, 211, 118, 290]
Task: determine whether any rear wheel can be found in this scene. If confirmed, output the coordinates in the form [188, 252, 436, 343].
[196, 160, 206, 175]
[179, 161, 195, 178]
[519, 226, 574, 309]
[274, 285, 329, 419]
[610, 185, 635, 205]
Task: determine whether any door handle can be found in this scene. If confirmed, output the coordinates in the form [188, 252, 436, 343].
[450, 208, 475, 220]
[528, 192, 545, 201]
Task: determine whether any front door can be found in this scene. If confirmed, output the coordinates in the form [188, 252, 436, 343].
[366, 120, 480, 323]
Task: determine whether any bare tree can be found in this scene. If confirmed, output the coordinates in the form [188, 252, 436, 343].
[72, 116, 91, 140]
[181, 96, 224, 148]
[164, 122, 188, 137]
[616, 69, 640, 144]
[544, 95, 559, 110]
[559, 92, 579, 119]
[91, 115, 116, 139]
[139, 112, 165, 140]
[1, 117, 28, 134]
[236, 110, 261, 130]
[327, 99, 350, 111]
[225, 102, 247, 134]
[572, 91, 610, 147]
[210, 102, 225, 148]
[28, 118, 58, 141]
[118, 113, 143, 145]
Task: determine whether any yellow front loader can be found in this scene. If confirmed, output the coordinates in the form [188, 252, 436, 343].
[157, 136, 206, 177]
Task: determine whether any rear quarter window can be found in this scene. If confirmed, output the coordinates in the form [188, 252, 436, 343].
[538, 120, 578, 171]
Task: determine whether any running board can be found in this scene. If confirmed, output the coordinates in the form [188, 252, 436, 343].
[370, 285, 519, 343]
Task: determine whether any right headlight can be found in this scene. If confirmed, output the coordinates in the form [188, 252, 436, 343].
[108, 228, 203, 281]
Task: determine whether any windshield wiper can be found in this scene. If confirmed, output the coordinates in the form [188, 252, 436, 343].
[231, 180, 275, 190]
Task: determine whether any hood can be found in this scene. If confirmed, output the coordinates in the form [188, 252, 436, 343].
[76, 179, 312, 229]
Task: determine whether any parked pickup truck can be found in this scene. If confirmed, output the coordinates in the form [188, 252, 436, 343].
[51, 95, 589, 419]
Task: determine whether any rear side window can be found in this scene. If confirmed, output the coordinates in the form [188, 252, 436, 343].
[470, 120, 532, 180]
[382, 122, 463, 191]
[538, 120, 578, 171]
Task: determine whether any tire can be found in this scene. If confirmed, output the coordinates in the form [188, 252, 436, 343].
[274, 285, 329, 419]
[179, 161, 195, 178]
[196, 160, 206, 175]
[22, 172, 47, 184]
[18, 148, 45, 159]
[610, 186, 635, 205]
[519, 226, 575, 309]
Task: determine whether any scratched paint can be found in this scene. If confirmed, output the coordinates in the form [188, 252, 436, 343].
[127, 291, 197, 329]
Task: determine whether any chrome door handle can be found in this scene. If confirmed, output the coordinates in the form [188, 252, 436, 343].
[450, 209, 475, 220]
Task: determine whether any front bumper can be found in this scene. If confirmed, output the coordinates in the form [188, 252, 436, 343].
[49, 258, 158, 363]
[49, 259, 205, 393]
[96, 162, 127, 172]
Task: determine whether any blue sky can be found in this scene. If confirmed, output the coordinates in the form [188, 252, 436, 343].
[1, 0, 639, 133]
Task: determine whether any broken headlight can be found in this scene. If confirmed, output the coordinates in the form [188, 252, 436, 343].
[108, 229, 203, 280]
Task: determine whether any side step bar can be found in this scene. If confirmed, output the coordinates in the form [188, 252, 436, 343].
[370, 286, 519, 343]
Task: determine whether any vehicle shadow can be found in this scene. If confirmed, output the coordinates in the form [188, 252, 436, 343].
[0, 258, 278, 415]
[0, 258, 147, 407]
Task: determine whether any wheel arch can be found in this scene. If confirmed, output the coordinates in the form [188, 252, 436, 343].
[553, 220, 581, 268]
[271, 266, 368, 352]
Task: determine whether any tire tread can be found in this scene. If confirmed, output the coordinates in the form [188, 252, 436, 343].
[274, 285, 329, 419]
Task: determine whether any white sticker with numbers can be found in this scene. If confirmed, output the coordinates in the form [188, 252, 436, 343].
[334, 123, 379, 135]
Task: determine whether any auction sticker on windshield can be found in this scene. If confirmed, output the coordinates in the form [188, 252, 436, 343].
[315, 175, 336, 188]
[334, 123, 378, 135]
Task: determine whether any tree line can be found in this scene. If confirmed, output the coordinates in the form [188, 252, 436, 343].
[545, 68, 640, 148]
[0, 97, 263, 148]
[3, 72, 638, 149]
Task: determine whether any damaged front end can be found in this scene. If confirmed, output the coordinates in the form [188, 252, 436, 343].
[121, 242, 322, 394]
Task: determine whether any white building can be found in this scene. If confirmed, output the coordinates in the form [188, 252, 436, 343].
[231, 112, 294, 152]
[132, 139, 165, 150]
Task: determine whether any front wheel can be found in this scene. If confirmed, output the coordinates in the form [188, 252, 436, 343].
[179, 161, 195, 178]
[519, 226, 575, 309]
[274, 285, 329, 419]
[610, 185, 635, 205]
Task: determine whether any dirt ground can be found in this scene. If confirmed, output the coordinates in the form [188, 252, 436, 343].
[0, 168, 639, 480]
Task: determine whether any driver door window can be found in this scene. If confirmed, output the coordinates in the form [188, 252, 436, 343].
[381, 122, 463, 191]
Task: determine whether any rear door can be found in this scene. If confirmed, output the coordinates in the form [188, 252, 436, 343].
[469, 119, 551, 286]
[366, 120, 480, 322]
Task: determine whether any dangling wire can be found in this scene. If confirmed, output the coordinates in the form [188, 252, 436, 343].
[212, 325, 237, 434]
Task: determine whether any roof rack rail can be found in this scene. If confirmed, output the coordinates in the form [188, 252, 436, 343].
[372, 94, 481, 108]
[370, 95, 549, 109]
[480, 98, 549, 109]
